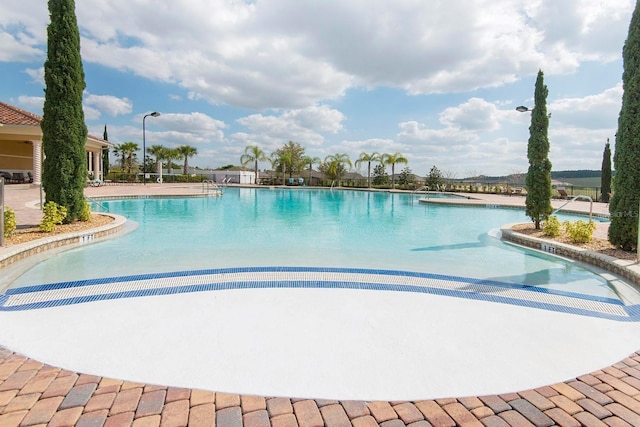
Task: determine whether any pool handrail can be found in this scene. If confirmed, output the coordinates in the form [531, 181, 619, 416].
[411, 185, 430, 204]
[85, 196, 110, 213]
[552, 195, 593, 222]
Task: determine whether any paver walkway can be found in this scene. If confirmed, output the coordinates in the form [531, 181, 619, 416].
[2, 346, 640, 426]
[2, 184, 639, 426]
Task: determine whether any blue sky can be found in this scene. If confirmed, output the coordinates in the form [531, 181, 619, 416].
[0, 0, 634, 177]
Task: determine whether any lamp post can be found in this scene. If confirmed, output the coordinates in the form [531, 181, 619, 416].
[515, 105, 533, 113]
[142, 112, 160, 185]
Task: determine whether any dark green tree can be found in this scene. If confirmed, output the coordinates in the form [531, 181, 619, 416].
[41, 0, 87, 222]
[398, 167, 414, 186]
[601, 139, 612, 203]
[524, 70, 553, 229]
[610, 1, 640, 250]
[372, 163, 390, 186]
[426, 165, 444, 189]
[102, 124, 110, 178]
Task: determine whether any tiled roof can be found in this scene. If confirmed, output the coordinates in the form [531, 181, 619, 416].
[0, 101, 42, 126]
[0, 100, 110, 145]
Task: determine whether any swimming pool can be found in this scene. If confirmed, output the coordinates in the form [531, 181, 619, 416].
[6, 187, 630, 304]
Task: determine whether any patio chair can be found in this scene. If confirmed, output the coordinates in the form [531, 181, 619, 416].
[557, 187, 569, 199]
[12, 172, 26, 183]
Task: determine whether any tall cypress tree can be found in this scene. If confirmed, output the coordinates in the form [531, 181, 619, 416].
[102, 124, 110, 178]
[601, 139, 612, 203]
[610, 0, 640, 250]
[525, 69, 553, 229]
[41, 0, 87, 222]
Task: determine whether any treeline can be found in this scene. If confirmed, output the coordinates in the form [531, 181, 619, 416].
[551, 170, 603, 179]
[471, 170, 604, 182]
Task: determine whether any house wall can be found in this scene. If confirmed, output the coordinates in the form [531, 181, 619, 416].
[0, 140, 33, 170]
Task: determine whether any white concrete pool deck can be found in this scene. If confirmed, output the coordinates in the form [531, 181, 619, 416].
[1, 184, 639, 402]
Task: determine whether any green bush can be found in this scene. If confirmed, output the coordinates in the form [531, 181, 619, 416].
[543, 215, 562, 237]
[79, 199, 92, 221]
[3, 207, 16, 238]
[563, 220, 597, 244]
[40, 201, 68, 232]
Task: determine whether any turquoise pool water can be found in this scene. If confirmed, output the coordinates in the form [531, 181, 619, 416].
[7, 188, 623, 300]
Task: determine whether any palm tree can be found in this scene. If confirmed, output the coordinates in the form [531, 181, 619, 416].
[382, 152, 408, 189]
[303, 155, 321, 186]
[112, 144, 126, 172]
[240, 145, 267, 184]
[178, 145, 198, 175]
[117, 142, 139, 174]
[324, 153, 352, 187]
[164, 148, 181, 174]
[147, 145, 167, 182]
[355, 152, 381, 188]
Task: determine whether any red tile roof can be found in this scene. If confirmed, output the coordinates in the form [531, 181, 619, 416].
[0, 101, 110, 145]
[0, 101, 42, 126]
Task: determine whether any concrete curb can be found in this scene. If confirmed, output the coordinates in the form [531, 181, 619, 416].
[0, 213, 127, 270]
[500, 223, 640, 289]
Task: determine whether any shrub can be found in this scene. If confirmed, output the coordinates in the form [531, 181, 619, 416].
[79, 199, 92, 221]
[563, 220, 597, 244]
[543, 216, 562, 237]
[40, 201, 68, 232]
[3, 207, 16, 238]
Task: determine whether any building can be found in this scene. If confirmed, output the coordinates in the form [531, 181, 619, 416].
[0, 101, 111, 184]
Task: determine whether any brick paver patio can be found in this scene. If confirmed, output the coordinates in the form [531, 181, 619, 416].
[1, 184, 639, 426]
[1, 346, 640, 426]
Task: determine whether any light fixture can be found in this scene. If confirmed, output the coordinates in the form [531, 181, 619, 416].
[515, 106, 533, 112]
[142, 112, 161, 185]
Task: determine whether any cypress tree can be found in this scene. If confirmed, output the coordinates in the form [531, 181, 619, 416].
[525, 69, 553, 229]
[601, 139, 612, 203]
[610, 0, 640, 250]
[41, 0, 87, 222]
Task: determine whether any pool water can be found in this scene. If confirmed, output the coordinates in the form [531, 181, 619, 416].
[7, 188, 624, 301]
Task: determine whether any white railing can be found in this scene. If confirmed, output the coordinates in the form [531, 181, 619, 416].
[553, 195, 593, 222]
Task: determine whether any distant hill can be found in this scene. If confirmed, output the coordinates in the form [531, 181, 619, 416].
[460, 170, 605, 187]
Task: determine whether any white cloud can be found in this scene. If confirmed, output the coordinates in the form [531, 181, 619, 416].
[144, 112, 227, 146]
[84, 94, 133, 117]
[439, 98, 506, 132]
[0, 32, 42, 62]
[235, 105, 345, 148]
[3, 0, 634, 109]
[549, 84, 622, 129]
[16, 96, 43, 112]
[24, 67, 44, 85]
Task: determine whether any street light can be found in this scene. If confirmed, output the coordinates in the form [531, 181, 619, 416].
[515, 105, 533, 112]
[142, 112, 160, 185]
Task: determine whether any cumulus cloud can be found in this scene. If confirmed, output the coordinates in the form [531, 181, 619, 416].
[84, 94, 133, 117]
[549, 84, 622, 129]
[24, 67, 44, 85]
[0, 32, 42, 62]
[2, 0, 632, 176]
[6, 0, 634, 109]
[145, 112, 227, 146]
[234, 105, 345, 149]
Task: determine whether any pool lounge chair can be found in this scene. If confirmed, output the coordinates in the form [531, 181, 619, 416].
[11, 172, 27, 183]
[557, 187, 569, 199]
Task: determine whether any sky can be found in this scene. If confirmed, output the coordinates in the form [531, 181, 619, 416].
[0, 0, 635, 178]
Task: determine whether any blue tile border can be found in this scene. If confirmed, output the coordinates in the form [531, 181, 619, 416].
[1, 266, 637, 321]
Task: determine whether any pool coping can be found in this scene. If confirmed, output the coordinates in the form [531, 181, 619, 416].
[500, 223, 640, 291]
[0, 213, 127, 271]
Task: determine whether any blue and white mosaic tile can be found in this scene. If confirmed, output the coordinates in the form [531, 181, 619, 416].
[1, 267, 637, 321]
